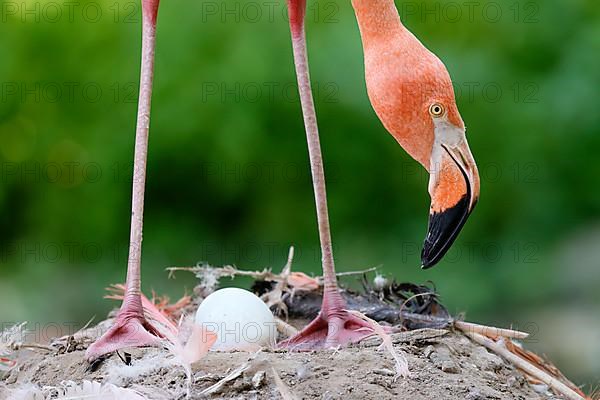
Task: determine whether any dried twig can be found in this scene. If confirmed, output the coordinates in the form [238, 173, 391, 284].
[358, 329, 449, 348]
[271, 367, 298, 400]
[168, 264, 275, 281]
[13, 343, 54, 352]
[200, 362, 251, 396]
[464, 331, 586, 400]
[276, 318, 299, 338]
[335, 267, 378, 277]
[167, 259, 378, 288]
[455, 320, 529, 340]
[200, 350, 262, 395]
[261, 247, 295, 316]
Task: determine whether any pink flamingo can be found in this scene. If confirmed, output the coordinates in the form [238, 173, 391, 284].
[281, 0, 480, 349]
[86, 0, 162, 361]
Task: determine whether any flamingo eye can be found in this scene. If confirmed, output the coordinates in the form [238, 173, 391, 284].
[429, 103, 445, 117]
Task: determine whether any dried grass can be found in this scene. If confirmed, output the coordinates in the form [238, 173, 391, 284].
[347, 310, 410, 379]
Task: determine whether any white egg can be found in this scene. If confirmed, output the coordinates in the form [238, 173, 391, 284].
[194, 287, 276, 351]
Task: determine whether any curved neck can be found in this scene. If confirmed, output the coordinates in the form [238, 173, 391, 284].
[351, 0, 405, 45]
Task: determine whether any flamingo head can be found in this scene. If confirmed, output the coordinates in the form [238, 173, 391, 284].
[365, 40, 480, 269]
[378, 44, 479, 268]
[419, 81, 480, 269]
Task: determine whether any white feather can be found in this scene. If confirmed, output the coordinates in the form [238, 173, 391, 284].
[1, 381, 150, 400]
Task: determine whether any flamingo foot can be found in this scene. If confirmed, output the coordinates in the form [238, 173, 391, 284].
[85, 306, 162, 362]
[278, 308, 376, 351]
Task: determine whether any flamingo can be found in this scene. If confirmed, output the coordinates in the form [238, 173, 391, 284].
[280, 0, 480, 349]
[86, 0, 162, 361]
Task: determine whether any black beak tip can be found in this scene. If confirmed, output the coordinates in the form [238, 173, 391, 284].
[420, 260, 435, 270]
[420, 195, 471, 269]
[421, 253, 438, 270]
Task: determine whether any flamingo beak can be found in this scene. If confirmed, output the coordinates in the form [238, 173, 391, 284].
[421, 134, 480, 269]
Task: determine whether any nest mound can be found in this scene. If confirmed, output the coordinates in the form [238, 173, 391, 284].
[0, 263, 588, 399]
[0, 326, 561, 400]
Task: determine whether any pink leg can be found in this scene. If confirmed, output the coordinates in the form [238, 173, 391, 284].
[279, 0, 374, 350]
[86, 0, 161, 362]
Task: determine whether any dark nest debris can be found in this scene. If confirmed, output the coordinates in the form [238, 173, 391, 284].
[252, 278, 452, 330]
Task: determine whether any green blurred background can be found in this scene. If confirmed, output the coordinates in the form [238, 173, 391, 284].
[0, 0, 598, 387]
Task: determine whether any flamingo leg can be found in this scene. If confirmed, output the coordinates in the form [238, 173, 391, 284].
[86, 0, 162, 362]
[278, 0, 375, 350]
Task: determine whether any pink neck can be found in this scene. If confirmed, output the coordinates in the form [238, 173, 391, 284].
[351, 0, 405, 44]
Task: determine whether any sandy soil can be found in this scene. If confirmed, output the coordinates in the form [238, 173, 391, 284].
[1, 322, 562, 400]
